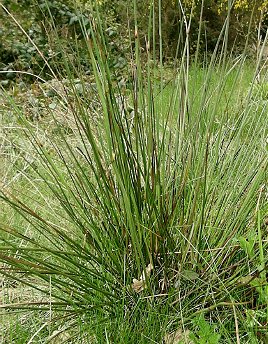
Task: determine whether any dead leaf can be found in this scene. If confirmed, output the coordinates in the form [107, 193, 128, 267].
[164, 329, 192, 344]
[131, 263, 153, 293]
[132, 278, 145, 293]
[141, 263, 153, 279]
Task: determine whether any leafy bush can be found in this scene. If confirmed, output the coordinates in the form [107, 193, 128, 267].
[0, 0, 129, 86]
[2, 0, 268, 87]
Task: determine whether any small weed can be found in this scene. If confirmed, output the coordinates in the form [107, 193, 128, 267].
[189, 315, 221, 344]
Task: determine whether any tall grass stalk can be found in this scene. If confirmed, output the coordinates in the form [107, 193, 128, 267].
[0, 0, 267, 341]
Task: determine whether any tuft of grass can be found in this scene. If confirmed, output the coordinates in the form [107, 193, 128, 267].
[0, 1, 268, 342]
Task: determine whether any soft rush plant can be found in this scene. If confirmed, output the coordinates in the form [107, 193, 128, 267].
[0, 0, 267, 342]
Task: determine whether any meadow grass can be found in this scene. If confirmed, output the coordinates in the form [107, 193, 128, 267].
[0, 1, 268, 343]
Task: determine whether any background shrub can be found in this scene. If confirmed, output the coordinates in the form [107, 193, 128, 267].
[1, 0, 268, 87]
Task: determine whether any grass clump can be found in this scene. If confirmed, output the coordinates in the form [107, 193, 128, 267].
[0, 1, 268, 342]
